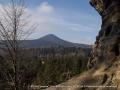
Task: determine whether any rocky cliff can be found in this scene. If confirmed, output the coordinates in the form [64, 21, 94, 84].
[45, 0, 120, 90]
[86, 0, 120, 89]
[88, 0, 120, 70]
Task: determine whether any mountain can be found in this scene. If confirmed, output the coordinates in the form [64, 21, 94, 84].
[22, 34, 91, 48]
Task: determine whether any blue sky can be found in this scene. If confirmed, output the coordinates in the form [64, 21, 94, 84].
[0, 0, 101, 44]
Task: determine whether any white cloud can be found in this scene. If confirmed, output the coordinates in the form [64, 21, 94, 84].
[37, 2, 55, 14]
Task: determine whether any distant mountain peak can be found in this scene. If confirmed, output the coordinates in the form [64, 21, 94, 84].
[41, 34, 59, 39]
[38, 34, 61, 42]
[45, 34, 57, 37]
[22, 34, 91, 48]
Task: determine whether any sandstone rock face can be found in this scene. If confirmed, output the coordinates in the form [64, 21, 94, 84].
[86, 0, 120, 89]
[88, 0, 120, 69]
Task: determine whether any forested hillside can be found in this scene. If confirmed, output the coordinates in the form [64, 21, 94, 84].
[0, 47, 91, 89]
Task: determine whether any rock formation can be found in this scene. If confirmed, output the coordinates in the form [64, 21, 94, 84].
[87, 0, 120, 89]
[45, 0, 120, 90]
[88, 0, 120, 70]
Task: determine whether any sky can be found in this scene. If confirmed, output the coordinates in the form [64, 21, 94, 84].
[0, 0, 101, 45]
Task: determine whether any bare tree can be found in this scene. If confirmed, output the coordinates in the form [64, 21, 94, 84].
[0, 0, 36, 90]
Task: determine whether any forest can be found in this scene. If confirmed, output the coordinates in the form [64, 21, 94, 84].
[0, 47, 91, 89]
